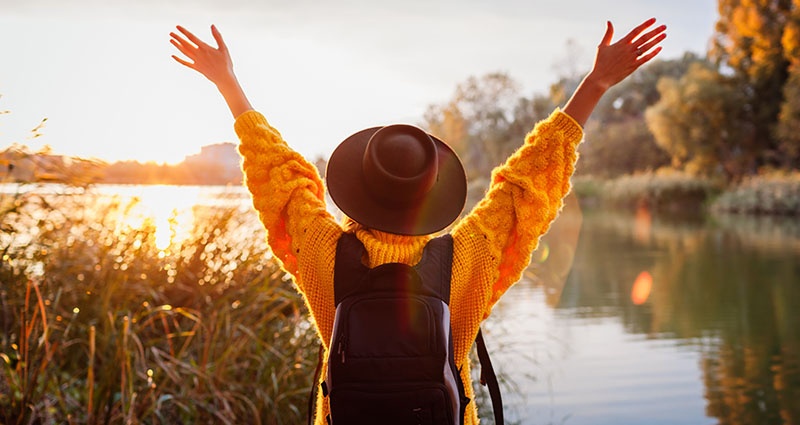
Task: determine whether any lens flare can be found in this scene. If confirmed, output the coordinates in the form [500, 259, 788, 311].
[631, 271, 653, 305]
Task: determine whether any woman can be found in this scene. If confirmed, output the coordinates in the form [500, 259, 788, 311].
[170, 18, 665, 424]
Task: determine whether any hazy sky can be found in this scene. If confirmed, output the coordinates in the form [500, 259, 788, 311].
[1, 0, 717, 163]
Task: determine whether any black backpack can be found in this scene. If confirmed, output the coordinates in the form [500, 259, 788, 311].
[310, 233, 504, 425]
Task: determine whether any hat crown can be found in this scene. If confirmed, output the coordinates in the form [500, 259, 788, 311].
[325, 123, 467, 235]
[362, 125, 438, 206]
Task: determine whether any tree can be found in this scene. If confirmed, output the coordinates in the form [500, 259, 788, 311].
[576, 54, 702, 177]
[422, 72, 522, 183]
[645, 61, 753, 179]
[711, 0, 793, 167]
[775, 0, 800, 168]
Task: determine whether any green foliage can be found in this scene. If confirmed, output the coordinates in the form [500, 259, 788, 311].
[0, 185, 316, 424]
[710, 171, 800, 214]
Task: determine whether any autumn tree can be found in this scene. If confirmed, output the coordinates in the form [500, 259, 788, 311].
[645, 61, 753, 178]
[711, 0, 792, 167]
[577, 54, 701, 177]
[422, 72, 529, 183]
[775, 0, 800, 167]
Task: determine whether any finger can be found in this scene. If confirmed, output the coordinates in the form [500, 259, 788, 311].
[600, 21, 614, 46]
[636, 33, 667, 56]
[169, 31, 202, 54]
[176, 25, 209, 49]
[622, 17, 657, 43]
[636, 46, 662, 65]
[171, 55, 196, 70]
[169, 32, 195, 51]
[211, 24, 228, 52]
[170, 38, 197, 60]
[634, 24, 667, 47]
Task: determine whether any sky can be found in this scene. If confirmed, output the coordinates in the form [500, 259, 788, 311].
[0, 0, 718, 164]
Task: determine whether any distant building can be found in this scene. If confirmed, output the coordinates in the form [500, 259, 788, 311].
[182, 143, 243, 185]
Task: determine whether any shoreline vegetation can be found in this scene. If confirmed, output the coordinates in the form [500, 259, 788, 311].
[1, 183, 317, 424]
[572, 170, 800, 217]
[4, 141, 798, 217]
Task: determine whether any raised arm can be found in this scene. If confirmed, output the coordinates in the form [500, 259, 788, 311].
[563, 18, 666, 126]
[170, 25, 253, 119]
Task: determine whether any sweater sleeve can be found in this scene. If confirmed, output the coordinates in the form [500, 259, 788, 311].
[234, 111, 336, 276]
[452, 109, 583, 314]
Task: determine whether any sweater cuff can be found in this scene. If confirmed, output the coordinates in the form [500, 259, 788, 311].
[551, 108, 584, 142]
[234, 110, 269, 138]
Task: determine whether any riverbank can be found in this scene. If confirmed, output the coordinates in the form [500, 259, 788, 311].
[573, 171, 800, 216]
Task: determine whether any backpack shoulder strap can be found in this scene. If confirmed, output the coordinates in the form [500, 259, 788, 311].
[333, 232, 369, 305]
[476, 328, 504, 425]
[414, 234, 454, 303]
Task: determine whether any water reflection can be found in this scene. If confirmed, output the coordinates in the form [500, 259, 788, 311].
[485, 204, 800, 425]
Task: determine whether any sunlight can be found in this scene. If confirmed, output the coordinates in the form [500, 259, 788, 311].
[112, 185, 199, 251]
[96, 185, 244, 251]
[631, 271, 653, 305]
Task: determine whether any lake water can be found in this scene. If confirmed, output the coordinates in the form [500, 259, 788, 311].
[483, 197, 800, 425]
[7, 184, 797, 424]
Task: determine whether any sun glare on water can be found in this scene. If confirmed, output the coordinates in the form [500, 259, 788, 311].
[96, 185, 246, 251]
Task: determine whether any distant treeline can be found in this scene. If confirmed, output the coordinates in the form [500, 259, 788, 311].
[102, 143, 243, 185]
[1, 143, 243, 186]
[102, 158, 242, 186]
[423, 0, 800, 184]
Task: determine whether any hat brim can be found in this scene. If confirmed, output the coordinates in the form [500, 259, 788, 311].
[326, 127, 467, 236]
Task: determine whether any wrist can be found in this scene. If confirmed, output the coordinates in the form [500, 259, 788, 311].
[214, 72, 240, 92]
[581, 72, 611, 95]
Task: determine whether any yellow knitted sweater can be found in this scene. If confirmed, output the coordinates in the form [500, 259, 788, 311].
[235, 109, 583, 425]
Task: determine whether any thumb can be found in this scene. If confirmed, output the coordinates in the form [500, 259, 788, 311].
[211, 24, 227, 51]
[600, 21, 614, 46]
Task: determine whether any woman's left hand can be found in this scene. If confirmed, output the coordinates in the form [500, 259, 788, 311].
[170, 25, 236, 88]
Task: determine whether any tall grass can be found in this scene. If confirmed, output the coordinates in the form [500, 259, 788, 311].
[573, 170, 800, 217]
[710, 171, 800, 215]
[1, 183, 317, 424]
[573, 170, 722, 213]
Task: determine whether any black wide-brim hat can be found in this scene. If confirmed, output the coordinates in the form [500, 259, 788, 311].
[326, 124, 467, 236]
